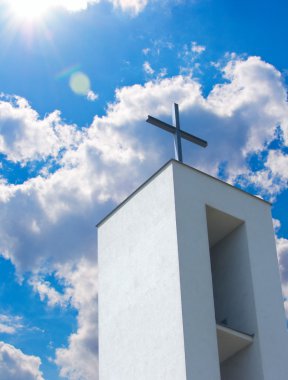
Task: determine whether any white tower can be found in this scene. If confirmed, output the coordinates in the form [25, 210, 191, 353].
[98, 160, 288, 380]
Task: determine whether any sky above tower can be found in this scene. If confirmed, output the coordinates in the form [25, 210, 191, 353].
[0, 0, 287, 379]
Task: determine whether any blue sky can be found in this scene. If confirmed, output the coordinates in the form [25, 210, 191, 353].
[0, 0, 287, 379]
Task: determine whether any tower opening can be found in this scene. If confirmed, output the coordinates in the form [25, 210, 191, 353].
[206, 206, 255, 379]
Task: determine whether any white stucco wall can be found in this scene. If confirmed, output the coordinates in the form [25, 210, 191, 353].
[98, 165, 187, 380]
[172, 161, 288, 380]
[98, 160, 288, 380]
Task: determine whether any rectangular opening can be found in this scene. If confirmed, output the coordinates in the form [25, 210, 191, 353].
[206, 206, 254, 379]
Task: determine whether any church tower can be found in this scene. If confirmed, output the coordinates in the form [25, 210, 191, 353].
[98, 160, 288, 380]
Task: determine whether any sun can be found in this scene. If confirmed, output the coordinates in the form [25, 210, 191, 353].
[9, 0, 51, 21]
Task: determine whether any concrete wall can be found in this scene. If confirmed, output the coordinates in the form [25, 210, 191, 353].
[173, 179, 221, 380]
[172, 161, 288, 380]
[98, 165, 187, 380]
[98, 160, 288, 380]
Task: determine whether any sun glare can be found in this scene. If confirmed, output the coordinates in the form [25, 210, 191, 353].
[9, 0, 51, 21]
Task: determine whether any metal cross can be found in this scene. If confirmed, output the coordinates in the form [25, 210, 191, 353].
[146, 103, 207, 163]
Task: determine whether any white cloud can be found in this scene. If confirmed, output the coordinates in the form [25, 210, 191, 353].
[158, 67, 168, 78]
[284, 300, 288, 320]
[53, 260, 98, 380]
[57, 0, 99, 12]
[28, 261, 98, 380]
[111, 0, 148, 14]
[277, 237, 288, 284]
[30, 277, 71, 308]
[0, 314, 23, 334]
[146, 39, 174, 57]
[142, 47, 150, 55]
[191, 41, 206, 54]
[87, 90, 99, 102]
[273, 218, 281, 233]
[143, 59, 167, 79]
[178, 41, 206, 69]
[143, 61, 155, 75]
[239, 149, 288, 200]
[6, 0, 149, 15]
[205, 57, 288, 175]
[0, 95, 81, 164]
[265, 150, 288, 180]
[21, 260, 98, 380]
[0, 324, 15, 334]
[276, 237, 288, 318]
[0, 341, 44, 380]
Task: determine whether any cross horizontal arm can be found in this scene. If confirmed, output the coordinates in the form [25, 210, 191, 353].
[146, 115, 176, 134]
[180, 129, 208, 148]
[146, 115, 208, 148]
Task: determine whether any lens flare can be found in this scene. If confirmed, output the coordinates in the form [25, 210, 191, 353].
[69, 72, 91, 96]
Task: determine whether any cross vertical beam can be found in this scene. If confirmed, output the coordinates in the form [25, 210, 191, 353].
[172, 103, 183, 162]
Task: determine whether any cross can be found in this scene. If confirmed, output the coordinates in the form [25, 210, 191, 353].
[146, 103, 207, 163]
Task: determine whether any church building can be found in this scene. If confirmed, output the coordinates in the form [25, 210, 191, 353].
[98, 105, 288, 379]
